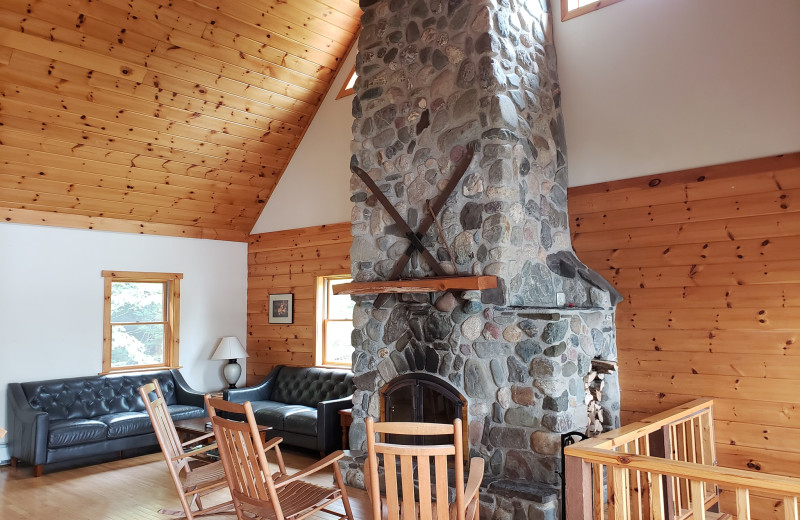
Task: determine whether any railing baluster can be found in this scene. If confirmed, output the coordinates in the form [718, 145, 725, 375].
[594, 463, 606, 520]
[611, 466, 629, 520]
[651, 471, 665, 520]
[735, 488, 750, 520]
[678, 422, 690, 512]
[671, 423, 681, 518]
[785, 496, 799, 520]
[690, 480, 705, 520]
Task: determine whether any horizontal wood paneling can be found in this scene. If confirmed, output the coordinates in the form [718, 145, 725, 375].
[0, 0, 360, 239]
[570, 153, 800, 486]
[246, 222, 352, 383]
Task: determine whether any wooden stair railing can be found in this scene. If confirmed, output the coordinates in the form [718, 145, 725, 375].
[564, 399, 800, 520]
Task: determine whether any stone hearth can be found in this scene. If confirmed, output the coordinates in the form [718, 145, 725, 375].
[343, 1, 621, 518]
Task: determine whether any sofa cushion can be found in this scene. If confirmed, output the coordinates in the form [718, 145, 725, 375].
[167, 404, 206, 422]
[250, 401, 314, 431]
[283, 408, 318, 436]
[98, 412, 154, 439]
[271, 366, 353, 408]
[48, 419, 108, 447]
[21, 371, 180, 421]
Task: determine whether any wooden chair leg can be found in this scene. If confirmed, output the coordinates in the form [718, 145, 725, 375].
[9, 457, 18, 468]
[33, 464, 43, 477]
[334, 465, 355, 520]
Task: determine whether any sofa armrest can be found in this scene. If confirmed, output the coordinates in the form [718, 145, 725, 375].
[6, 383, 49, 466]
[224, 366, 281, 403]
[317, 394, 353, 454]
[169, 369, 205, 409]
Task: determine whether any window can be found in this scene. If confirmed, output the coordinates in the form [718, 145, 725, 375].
[317, 275, 354, 367]
[335, 66, 357, 99]
[101, 270, 182, 373]
[561, 0, 625, 21]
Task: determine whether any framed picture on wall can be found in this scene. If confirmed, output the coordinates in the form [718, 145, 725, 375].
[268, 293, 293, 324]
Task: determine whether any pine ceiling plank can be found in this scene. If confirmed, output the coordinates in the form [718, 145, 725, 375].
[0, 126, 279, 188]
[0, 96, 285, 168]
[285, 0, 363, 29]
[192, 0, 349, 56]
[0, 186, 252, 229]
[152, 42, 323, 104]
[0, 81, 294, 157]
[1, 207, 249, 241]
[0, 66, 299, 145]
[236, 0, 357, 45]
[172, 0, 341, 69]
[314, 0, 364, 19]
[0, 159, 262, 209]
[0, 112, 276, 175]
[2, 145, 267, 201]
[0, 0, 358, 237]
[163, 29, 329, 94]
[199, 24, 336, 82]
[0, 9, 320, 118]
[144, 54, 318, 115]
[0, 26, 145, 81]
[0, 169, 259, 220]
[0, 44, 12, 65]
[6, 51, 310, 130]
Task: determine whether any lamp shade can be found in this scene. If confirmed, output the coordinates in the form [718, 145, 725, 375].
[211, 336, 248, 360]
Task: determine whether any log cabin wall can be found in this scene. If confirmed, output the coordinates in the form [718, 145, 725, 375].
[246, 222, 352, 383]
[570, 152, 800, 517]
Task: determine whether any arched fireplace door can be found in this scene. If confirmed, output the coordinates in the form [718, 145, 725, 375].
[380, 373, 467, 449]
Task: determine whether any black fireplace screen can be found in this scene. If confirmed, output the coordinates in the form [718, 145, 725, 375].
[381, 373, 466, 446]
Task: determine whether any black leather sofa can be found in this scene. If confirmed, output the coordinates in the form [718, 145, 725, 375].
[224, 365, 354, 454]
[6, 369, 206, 476]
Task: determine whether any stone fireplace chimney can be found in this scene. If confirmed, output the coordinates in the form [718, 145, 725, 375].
[344, 0, 622, 517]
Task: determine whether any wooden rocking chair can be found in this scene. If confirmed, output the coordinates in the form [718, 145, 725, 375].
[205, 395, 355, 520]
[365, 417, 484, 520]
[139, 381, 233, 520]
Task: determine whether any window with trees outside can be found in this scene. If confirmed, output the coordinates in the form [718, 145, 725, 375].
[101, 271, 182, 373]
[318, 275, 355, 367]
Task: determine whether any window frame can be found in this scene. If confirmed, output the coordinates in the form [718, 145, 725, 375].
[561, 0, 625, 21]
[101, 270, 182, 374]
[316, 274, 354, 368]
[335, 66, 357, 100]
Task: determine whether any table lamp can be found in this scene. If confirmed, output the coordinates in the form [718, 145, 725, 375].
[211, 336, 248, 388]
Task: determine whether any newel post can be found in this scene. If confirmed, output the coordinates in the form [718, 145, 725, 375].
[565, 454, 593, 520]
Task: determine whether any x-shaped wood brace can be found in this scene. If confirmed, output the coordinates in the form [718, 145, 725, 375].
[351, 142, 477, 308]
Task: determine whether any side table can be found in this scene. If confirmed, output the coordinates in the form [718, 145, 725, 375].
[338, 408, 353, 450]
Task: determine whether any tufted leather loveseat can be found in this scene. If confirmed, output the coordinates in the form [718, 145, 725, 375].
[7, 369, 206, 476]
[224, 365, 354, 454]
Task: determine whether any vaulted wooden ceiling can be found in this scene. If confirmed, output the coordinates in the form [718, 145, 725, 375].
[0, 0, 360, 241]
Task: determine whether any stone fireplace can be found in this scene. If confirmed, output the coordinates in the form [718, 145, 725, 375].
[343, 0, 621, 518]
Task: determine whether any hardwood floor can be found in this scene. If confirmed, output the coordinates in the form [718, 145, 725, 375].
[0, 450, 370, 520]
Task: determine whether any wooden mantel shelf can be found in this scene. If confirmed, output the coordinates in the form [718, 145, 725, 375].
[332, 276, 498, 296]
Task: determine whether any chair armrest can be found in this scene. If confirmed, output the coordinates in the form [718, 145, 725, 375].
[6, 384, 49, 466]
[317, 394, 353, 453]
[274, 450, 345, 488]
[180, 431, 215, 447]
[170, 369, 205, 409]
[224, 366, 281, 403]
[173, 443, 219, 461]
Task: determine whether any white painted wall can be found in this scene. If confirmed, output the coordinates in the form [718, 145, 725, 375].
[554, 0, 800, 186]
[251, 42, 359, 234]
[0, 223, 248, 462]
